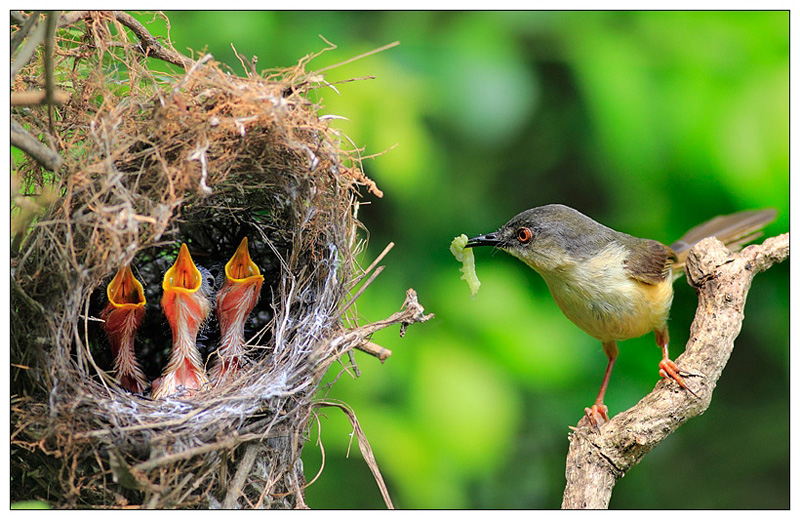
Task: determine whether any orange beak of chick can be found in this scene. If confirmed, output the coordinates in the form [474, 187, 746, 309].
[102, 264, 148, 393]
[225, 237, 263, 283]
[107, 264, 147, 308]
[163, 243, 204, 296]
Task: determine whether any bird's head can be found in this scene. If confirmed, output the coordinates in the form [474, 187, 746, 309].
[464, 204, 619, 273]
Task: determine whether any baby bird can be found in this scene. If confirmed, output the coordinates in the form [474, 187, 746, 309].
[152, 244, 212, 399]
[100, 264, 149, 394]
[210, 237, 264, 386]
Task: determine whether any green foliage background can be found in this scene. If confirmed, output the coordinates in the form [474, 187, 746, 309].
[136, 11, 788, 509]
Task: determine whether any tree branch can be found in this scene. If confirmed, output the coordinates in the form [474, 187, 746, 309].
[112, 11, 194, 69]
[11, 119, 63, 172]
[561, 232, 789, 509]
[52, 11, 195, 68]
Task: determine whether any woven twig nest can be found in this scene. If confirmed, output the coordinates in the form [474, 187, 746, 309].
[11, 12, 428, 509]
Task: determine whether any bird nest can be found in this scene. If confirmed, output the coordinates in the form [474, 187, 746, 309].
[11, 12, 428, 509]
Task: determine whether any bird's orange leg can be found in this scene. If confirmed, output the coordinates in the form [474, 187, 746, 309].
[584, 340, 618, 428]
[656, 328, 698, 397]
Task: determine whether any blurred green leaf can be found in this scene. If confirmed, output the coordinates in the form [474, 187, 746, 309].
[11, 501, 50, 509]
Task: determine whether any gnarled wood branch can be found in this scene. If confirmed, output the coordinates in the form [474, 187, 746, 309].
[561, 232, 789, 509]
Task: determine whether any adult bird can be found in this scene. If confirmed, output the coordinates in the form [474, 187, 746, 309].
[100, 264, 149, 394]
[466, 204, 776, 427]
[152, 243, 212, 399]
[210, 237, 264, 386]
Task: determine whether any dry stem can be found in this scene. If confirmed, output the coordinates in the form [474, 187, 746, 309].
[313, 400, 395, 509]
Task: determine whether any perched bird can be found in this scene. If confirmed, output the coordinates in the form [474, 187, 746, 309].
[152, 243, 212, 399]
[100, 264, 149, 394]
[210, 237, 264, 386]
[466, 204, 776, 427]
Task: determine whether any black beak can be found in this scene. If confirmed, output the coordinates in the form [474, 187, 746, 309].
[465, 233, 502, 248]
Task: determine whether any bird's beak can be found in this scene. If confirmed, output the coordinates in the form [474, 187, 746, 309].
[163, 244, 203, 294]
[225, 237, 264, 283]
[107, 264, 146, 308]
[465, 232, 502, 248]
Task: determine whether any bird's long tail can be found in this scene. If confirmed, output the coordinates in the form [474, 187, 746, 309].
[670, 208, 777, 271]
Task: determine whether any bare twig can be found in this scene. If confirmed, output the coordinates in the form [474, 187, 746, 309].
[310, 40, 399, 76]
[338, 265, 384, 319]
[222, 443, 260, 509]
[336, 240, 394, 322]
[44, 11, 59, 132]
[230, 43, 258, 78]
[352, 241, 395, 286]
[57, 11, 91, 28]
[113, 11, 194, 69]
[11, 11, 41, 55]
[561, 232, 789, 509]
[355, 341, 392, 362]
[327, 288, 433, 365]
[11, 89, 71, 106]
[11, 119, 63, 171]
[10, 12, 48, 79]
[333, 241, 398, 365]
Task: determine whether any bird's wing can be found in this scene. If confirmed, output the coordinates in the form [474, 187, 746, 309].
[624, 239, 675, 285]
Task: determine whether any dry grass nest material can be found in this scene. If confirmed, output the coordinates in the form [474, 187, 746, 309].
[11, 11, 429, 509]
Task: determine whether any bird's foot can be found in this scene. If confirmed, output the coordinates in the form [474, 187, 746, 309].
[583, 403, 610, 430]
[658, 359, 699, 397]
[151, 366, 208, 399]
[210, 353, 251, 388]
[151, 379, 200, 400]
[118, 373, 148, 395]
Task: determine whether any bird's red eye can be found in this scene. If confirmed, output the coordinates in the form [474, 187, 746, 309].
[516, 227, 532, 243]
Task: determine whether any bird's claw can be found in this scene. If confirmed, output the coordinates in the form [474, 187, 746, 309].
[658, 359, 700, 397]
[583, 403, 609, 431]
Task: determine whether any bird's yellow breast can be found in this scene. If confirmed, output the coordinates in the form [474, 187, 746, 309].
[531, 242, 674, 342]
